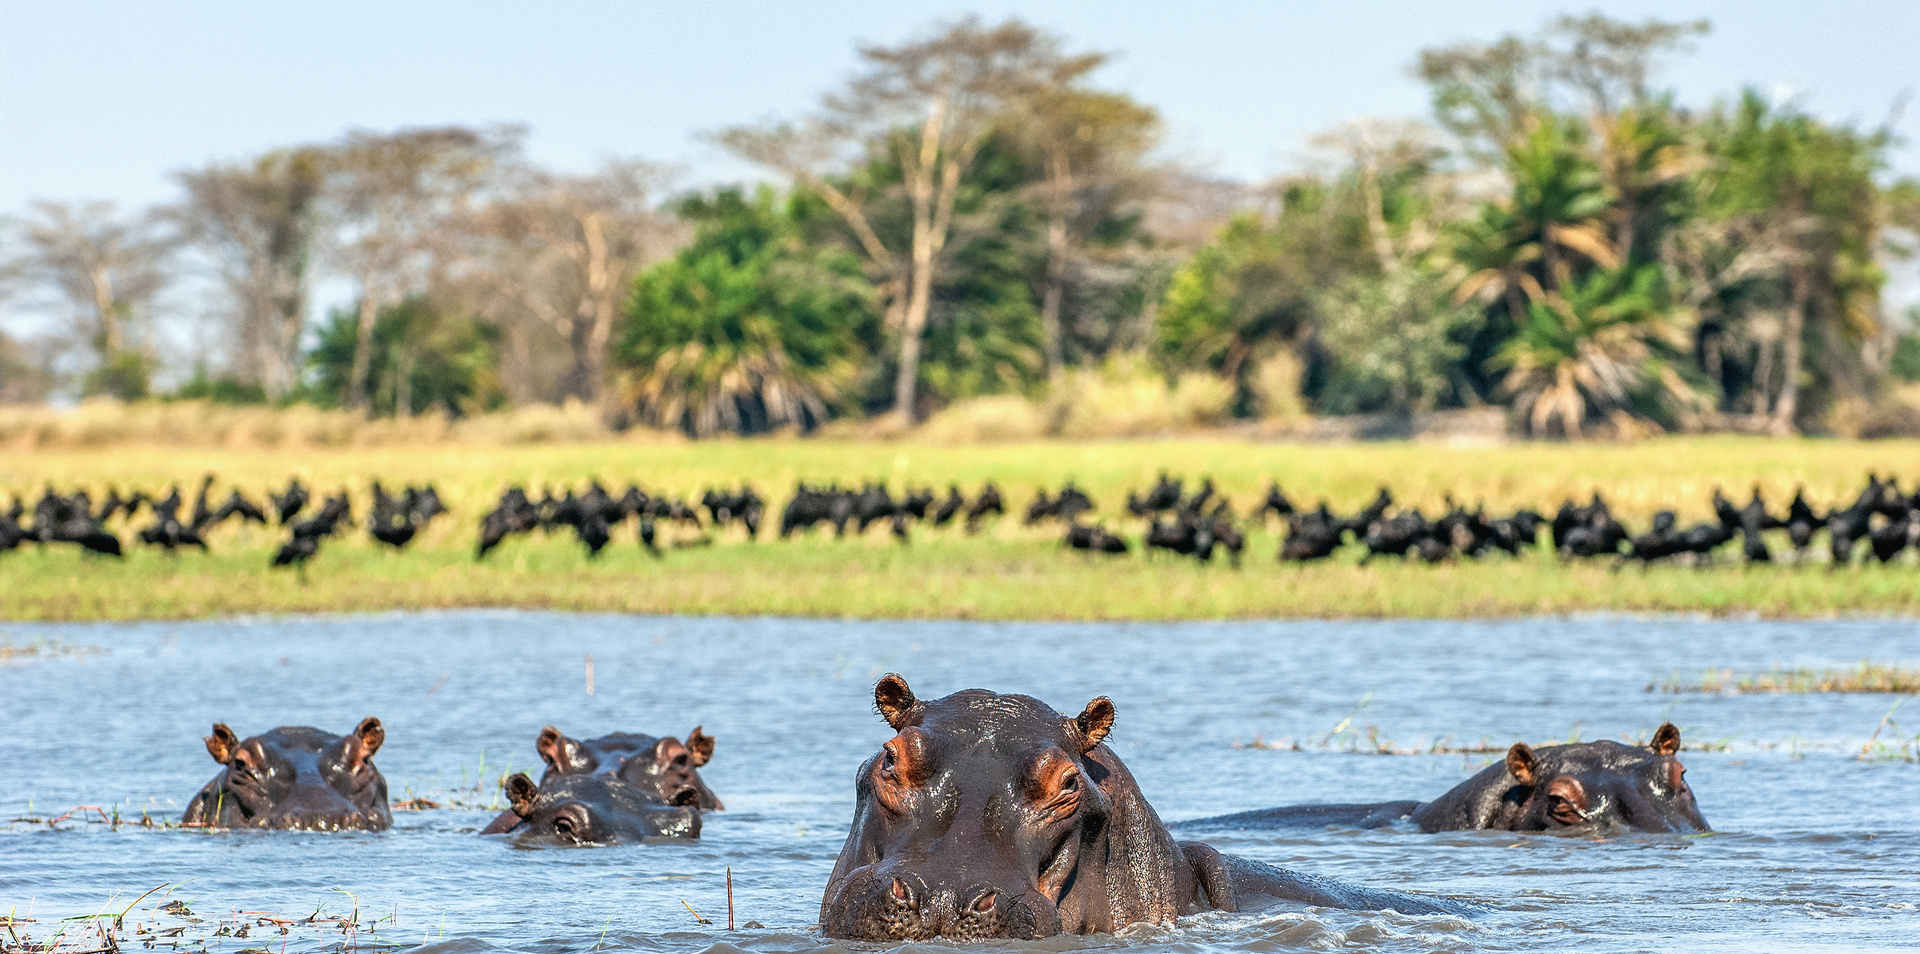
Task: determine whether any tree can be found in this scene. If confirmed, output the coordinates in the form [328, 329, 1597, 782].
[460, 160, 679, 405]
[1009, 82, 1160, 380]
[1697, 91, 1886, 432]
[173, 147, 327, 399]
[717, 17, 1088, 420]
[307, 296, 502, 416]
[617, 187, 875, 435]
[6, 200, 173, 399]
[1496, 265, 1700, 436]
[328, 126, 519, 410]
[1317, 267, 1480, 414]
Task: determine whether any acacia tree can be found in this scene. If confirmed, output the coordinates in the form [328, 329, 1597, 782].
[717, 16, 1083, 420]
[7, 200, 173, 398]
[174, 147, 327, 399]
[328, 126, 518, 410]
[461, 160, 678, 404]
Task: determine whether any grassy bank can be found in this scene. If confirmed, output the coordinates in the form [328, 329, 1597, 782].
[3, 436, 1919, 622]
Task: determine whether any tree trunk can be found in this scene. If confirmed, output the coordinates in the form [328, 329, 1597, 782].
[272, 297, 303, 401]
[90, 264, 122, 359]
[347, 282, 379, 410]
[580, 212, 613, 405]
[1039, 149, 1072, 383]
[1358, 160, 1396, 275]
[395, 347, 415, 417]
[503, 315, 534, 406]
[893, 101, 947, 422]
[1771, 263, 1810, 434]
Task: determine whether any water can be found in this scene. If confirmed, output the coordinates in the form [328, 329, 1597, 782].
[2, 612, 1917, 953]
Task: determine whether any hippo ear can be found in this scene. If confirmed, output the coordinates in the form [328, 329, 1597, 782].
[504, 772, 539, 817]
[536, 726, 567, 770]
[1649, 722, 1681, 756]
[1070, 697, 1116, 753]
[205, 724, 240, 764]
[1505, 742, 1536, 787]
[345, 717, 384, 771]
[874, 673, 919, 729]
[685, 726, 715, 767]
[354, 717, 385, 754]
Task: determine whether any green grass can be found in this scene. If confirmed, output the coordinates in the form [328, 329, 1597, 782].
[4, 435, 1920, 621]
[1653, 663, 1920, 694]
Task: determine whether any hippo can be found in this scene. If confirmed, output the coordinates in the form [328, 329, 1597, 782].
[479, 724, 720, 836]
[820, 675, 1470, 941]
[182, 718, 391, 831]
[490, 771, 702, 845]
[1179, 723, 1706, 837]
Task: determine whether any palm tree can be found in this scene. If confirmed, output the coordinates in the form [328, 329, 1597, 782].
[1453, 116, 1618, 314]
[1497, 265, 1699, 437]
[618, 189, 873, 436]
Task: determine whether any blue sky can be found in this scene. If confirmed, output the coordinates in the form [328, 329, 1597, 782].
[2, 1, 1916, 343]
[3, 0, 1915, 213]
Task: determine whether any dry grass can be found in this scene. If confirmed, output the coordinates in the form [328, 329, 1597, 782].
[0, 398, 670, 450]
[4, 434, 1920, 621]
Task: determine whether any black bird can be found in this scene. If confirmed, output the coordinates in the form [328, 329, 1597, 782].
[369, 482, 421, 549]
[964, 482, 1004, 533]
[1279, 505, 1343, 562]
[138, 486, 207, 552]
[270, 479, 310, 525]
[932, 485, 965, 526]
[1256, 482, 1295, 523]
[189, 475, 218, 531]
[273, 493, 351, 570]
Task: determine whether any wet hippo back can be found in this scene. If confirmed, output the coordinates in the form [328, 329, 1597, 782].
[183, 719, 391, 831]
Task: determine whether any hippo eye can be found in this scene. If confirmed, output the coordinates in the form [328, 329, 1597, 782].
[880, 746, 897, 778]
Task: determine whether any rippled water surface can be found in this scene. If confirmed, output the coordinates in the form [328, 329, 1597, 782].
[3, 613, 1917, 953]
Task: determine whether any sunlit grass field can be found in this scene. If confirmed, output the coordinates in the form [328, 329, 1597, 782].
[3, 435, 1918, 621]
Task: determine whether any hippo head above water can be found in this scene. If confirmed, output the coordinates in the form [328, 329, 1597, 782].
[822, 674, 1164, 940]
[496, 771, 702, 845]
[1415, 723, 1707, 835]
[182, 718, 391, 831]
[534, 725, 722, 810]
[818, 675, 1467, 941]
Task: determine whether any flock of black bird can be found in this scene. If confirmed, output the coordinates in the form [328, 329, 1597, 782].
[9, 470, 1920, 572]
[0, 476, 445, 570]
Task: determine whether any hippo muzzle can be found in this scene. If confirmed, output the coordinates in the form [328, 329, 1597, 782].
[824, 865, 1061, 941]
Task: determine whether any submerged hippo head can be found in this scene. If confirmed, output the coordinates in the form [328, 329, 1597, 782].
[823, 674, 1203, 941]
[182, 718, 392, 831]
[1415, 723, 1707, 835]
[535, 725, 722, 810]
[499, 771, 701, 845]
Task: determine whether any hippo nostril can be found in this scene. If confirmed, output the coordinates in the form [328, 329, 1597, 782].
[890, 878, 912, 904]
[970, 891, 997, 914]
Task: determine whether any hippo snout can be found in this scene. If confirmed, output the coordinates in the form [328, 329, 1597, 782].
[828, 866, 1059, 940]
[264, 807, 370, 831]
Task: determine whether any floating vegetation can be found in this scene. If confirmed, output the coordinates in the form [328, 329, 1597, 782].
[0, 882, 410, 954]
[1650, 662, 1920, 695]
[1858, 701, 1918, 763]
[0, 639, 107, 664]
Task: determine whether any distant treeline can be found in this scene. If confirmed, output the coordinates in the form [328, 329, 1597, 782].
[2, 14, 1917, 438]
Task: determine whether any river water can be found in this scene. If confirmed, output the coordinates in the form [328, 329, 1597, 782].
[2, 613, 1916, 953]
